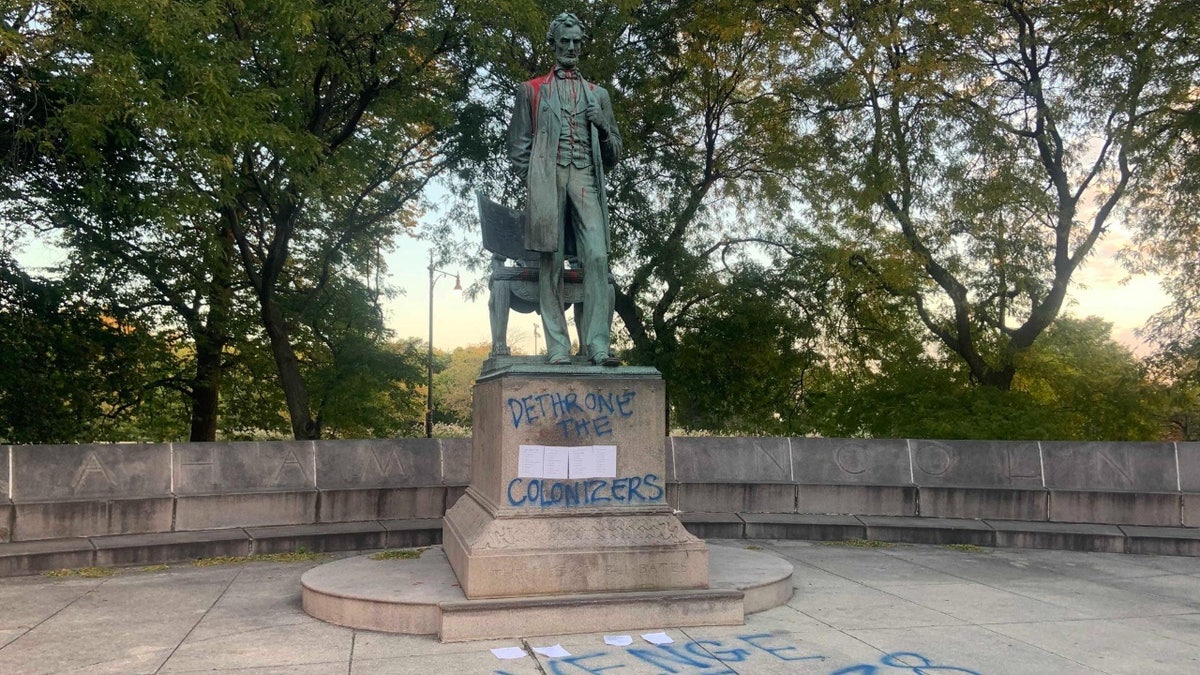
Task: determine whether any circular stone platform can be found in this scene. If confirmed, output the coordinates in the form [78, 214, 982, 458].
[301, 544, 793, 642]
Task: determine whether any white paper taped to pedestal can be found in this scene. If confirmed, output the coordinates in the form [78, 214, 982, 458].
[517, 445, 545, 477]
[593, 445, 617, 477]
[542, 446, 570, 479]
[522, 444, 618, 479]
[568, 444, 617, 478]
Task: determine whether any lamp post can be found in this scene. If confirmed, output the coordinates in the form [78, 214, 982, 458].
[427, 250, 461, 438]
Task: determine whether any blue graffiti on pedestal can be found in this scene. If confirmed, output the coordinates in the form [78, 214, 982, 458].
[506, 474, 664, 508]
[507, 389, 637, 440]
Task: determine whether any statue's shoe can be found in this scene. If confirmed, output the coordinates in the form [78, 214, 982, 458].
[590, 353, 620, 367]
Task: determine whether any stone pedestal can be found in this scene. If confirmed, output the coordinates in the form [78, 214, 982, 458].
[443, 359, 708, 599]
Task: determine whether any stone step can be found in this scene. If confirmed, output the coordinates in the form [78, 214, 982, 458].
[300, 543, 793, 642]
[0, 519, 443, 576]
[4, 514, 1200, 577]
[439, 588, 744, 642]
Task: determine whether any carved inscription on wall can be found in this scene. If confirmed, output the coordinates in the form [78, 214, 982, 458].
[174, 442, 316, 493]
[909, 440, 1044, 487]
[1006, 446, 1043, 481]
[272, 447, 309, 485]
[1095, 449, 1135, 487]
[913, 443, 954, 477]
[179, 446, 218, 488]
[1041, 442, 1177, 492]
[360, 447, 410, 481]
[834, 444, 868, 475]
[71, 452, 117, 493]
[13, 444, 172, 501]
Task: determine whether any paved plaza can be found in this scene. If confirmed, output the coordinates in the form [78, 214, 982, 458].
[1, 539, 1198, 674]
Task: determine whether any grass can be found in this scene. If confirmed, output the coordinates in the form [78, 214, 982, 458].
[191, 550, 330, 567]
[369, 547, 428, 561]
[43, 566, 119, 578]
[942, 543, 988, 553]
[819, 538, 896, 549]
[42, 549, 329, 576]
[743, 545, 763, 551]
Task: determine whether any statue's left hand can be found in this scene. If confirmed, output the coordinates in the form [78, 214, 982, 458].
[586, 102, 607, 133]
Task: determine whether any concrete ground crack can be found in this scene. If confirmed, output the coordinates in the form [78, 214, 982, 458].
[152, 565, 247, 674]
[0, 576, 112, 653]
[520, 637, 550, 674]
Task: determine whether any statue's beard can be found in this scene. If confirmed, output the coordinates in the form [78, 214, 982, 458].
[557, 55, 578, 68]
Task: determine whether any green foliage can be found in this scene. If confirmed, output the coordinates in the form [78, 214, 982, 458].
[783, 0, 1197, 390]
[191, 550, 330, 567]
[1014, 317, 1166, 441]
[0, 255, 177, 443]
[671, 268, 817, 434]
[43, 566, 118, 578]
[807, 355, 1062, 441]
[942, 544, 987, 554]
[820, 539, 895, 549]
[1160, 377, 1200, 441]
[0, 0, 506, 440]
[432, 343, 491, 427]
[806, 315, 1167, 441]
[3, 0, 1194, 442]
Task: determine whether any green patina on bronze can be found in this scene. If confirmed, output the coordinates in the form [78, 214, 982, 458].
[506, 12, 623, 365]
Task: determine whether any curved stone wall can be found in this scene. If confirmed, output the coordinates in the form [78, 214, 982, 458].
[1, 437, 1196, 547]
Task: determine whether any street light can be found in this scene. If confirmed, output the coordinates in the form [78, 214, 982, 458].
[427, 250, 461, 438]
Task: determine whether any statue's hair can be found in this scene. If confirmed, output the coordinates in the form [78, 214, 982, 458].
[546, 12, 587, 44]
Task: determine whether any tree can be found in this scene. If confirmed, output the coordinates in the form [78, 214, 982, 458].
[671, 267, 818, 434]
[1013, 316, 1165, 440]
[0, 253, 176, 443]
[803, 313, 1167, 441]
[1122, 0, 1200, 413]
[432, 342, 492, 427]
[6, 0, 513, 440]
[3, 0, 258, 441]
[782, 0, 1198, 390]
[601, 1, 805, 377]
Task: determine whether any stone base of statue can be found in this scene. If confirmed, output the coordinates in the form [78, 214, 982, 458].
[443, 359, 707, 598]
[301, 357, 793, 641]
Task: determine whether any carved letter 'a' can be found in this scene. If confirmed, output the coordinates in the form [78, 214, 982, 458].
[272, 449, 309, 485]
[72, 452, 116, 492]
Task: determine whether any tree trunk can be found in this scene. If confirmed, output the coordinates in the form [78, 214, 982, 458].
[188, 226, 235, 441]
[188, 338, 222, 441]
[613, 288, 653, 357]
[260, 294, 320, 440]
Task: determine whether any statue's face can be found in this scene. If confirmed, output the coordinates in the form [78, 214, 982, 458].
[553, 24, 584, 69]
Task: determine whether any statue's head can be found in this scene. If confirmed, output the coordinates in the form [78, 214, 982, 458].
[546, 12, 586, 70]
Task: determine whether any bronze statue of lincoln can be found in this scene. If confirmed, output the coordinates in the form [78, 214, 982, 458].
[507, 12, 622, 366]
